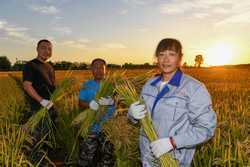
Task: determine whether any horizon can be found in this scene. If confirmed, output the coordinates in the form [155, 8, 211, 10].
[1, 0, 250, 66]
[2, 56, 250, 67]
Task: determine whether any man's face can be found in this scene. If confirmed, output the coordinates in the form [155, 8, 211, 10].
[37, 41, 52, 62]
[157, 49, 182, 75]
[91, 61, 106, 81]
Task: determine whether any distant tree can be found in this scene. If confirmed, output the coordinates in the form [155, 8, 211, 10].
[78, 62, 88, 70]
[122, 63, 133, 68]
[143, 63, 150, 68]
[194, 54, 204, 67]
[0, 56, 11, 71]
[52, 61, 88, 70]
[54, 61, 72, 70]
[182, 62, 188, 68]
[48, 61, 54, 67]
[107, 64, 121, 68]
[122, 62, 155, 69]
[142, 63, 156, 68]
[12, 60, 27, 71]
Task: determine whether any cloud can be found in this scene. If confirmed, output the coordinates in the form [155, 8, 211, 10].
[77, 39, 91, 43]
[215, 1, 250, 26]
[120, 9, 128, 15]
[212, 7, 229, 14]
[0, 20, 7, 29]
[60, 40, 126, 50]
[45, 0, 57, 3]
[60, 39, 90, 49]
[122, 0, 154, 6]
[159, 0, 250, 25]
[215, 11, 250, 26]
[159, 0, 231, 14]
[0, 20, 35, 43]
[52, 26, 72, 35]
[193, 13, 210, 19]
[55, 16, 63, 20]
[160, 1, 198, 14]
[137, 27, 150, 32]
[102, 43, 127, 49]
[44, 0, 72, 4]
[30, 5, 60, 15]
[159, 0, 234, 15]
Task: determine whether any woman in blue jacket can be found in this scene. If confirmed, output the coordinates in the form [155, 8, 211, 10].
[128, 38, 217, 167]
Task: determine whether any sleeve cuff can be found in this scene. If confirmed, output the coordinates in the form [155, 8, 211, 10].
[127, 112, 138, 124]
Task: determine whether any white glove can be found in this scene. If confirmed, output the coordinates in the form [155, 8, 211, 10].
[89, 100, 99, 111]
[128, 101, 147, 120]
[40, 99, 53, 110]
[98, 96, 114, 106]
[150, 138, 173, 158]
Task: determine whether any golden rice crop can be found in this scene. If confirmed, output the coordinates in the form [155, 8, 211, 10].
[102, 115, 140, 167]
[0, 68, 249, 166]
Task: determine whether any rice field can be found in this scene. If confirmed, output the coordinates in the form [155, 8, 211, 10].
[0, 67, 249, 167]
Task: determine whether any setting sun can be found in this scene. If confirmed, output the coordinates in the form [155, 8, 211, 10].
[205, 43, 234, 66]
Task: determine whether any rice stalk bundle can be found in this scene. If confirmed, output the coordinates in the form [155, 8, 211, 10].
[115, 79, 178, 167]
[25, 71, 75, 133]
[72, 72, 118, 139]
[128, 70, 155, 94]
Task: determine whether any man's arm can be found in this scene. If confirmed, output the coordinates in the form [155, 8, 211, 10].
[23, 81, 43, 103]
[78, 84, 95, 110]
[78, 100, 89, 110]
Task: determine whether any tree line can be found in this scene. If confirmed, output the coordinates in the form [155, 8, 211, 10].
[0, 55, 205, 71]
[0, 56, 158, 71]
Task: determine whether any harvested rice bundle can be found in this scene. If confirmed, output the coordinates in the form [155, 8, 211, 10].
[25, 71, 75, 133]
[115, 79, 178, 167]
[72, 72, 116, 138]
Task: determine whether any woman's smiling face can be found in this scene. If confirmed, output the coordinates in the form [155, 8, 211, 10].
[157, 49, 182, 75]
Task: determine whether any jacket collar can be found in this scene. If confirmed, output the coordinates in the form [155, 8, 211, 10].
[150, 68, 183, 87]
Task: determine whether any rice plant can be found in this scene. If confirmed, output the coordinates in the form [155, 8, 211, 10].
[54, 97, 81, 165]
[0, 76, 27, 124]
[115, 79, 178, 167]
[0, 121, 34, 166]
[0, 68, 249, 166]
[0, 76, 44, 166]
[102, 114, 141, 167]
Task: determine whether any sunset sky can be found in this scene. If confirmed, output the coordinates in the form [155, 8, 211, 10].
[0, 0, 250, 66]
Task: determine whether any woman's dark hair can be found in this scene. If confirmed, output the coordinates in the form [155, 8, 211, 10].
[155, 38, 183, 57]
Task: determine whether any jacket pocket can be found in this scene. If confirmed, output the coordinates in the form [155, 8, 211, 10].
[163, 98, 187, 121]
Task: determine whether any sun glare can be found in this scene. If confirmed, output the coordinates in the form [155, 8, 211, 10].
[205, 43, 234, 66]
